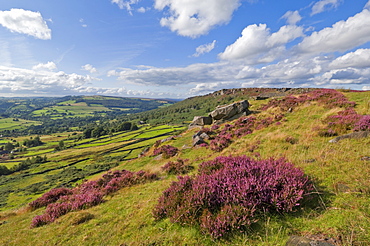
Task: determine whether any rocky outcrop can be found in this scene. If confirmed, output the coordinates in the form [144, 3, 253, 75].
[189, 116, 213, 128]
[192, 131, 210, 146]
[209, 100, 249, 121]
[189, 100, 250, 128]
[329, 131, 370, 143]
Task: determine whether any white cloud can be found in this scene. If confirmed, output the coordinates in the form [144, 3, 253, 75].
[317, 67, 370, 85]
[311, 0, 342, 16]
[297, 9, 370, 54]
[281, 10, 302, 25]
[192, 40, 216, 57]
[154, 0, 241, 38]
[32, 62, 57, 71]
[189, 81, 240, 94]
[79, 18, 87, 28]
[82, 64, 98, 73]
[0, 65, 96, 96]
[111, 0, 140, 15]
[219, 24, 304, 63]
[0, 9, 51, 40]
[108, 62, 239, 86]
[366, 1, 370, 9]
[137, 7, 147, 13]
[330, 49, 370, 69]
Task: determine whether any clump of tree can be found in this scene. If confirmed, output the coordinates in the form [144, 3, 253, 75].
[23, 136, 43, 148]
[0, 155, 47, 176]
[54, 140, 65, 151]
[82, 121, 138, 139]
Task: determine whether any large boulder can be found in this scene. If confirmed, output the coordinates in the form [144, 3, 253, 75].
[329, 130, 370, 143]
[209, 100, 250, 121]
[189, 116, 213, 128]
[192, 131, 210, 146]
[285, 236, 336, 246]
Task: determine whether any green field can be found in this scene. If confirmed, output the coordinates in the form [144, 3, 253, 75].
[0, 118, 41, 131]
[31, 102, 111, 118]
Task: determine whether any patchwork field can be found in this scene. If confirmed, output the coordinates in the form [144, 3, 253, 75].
[0, 125, 185, 212]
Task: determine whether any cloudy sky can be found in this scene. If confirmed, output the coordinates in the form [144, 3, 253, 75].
[0, 0, 370, 98]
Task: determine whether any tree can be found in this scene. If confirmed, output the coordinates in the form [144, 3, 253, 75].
[117, 122, 132, 131]
[58, 141, 65, 150]
[4, 142, 14, 151]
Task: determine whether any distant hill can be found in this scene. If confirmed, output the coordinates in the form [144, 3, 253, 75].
[0, 95, 176, 136]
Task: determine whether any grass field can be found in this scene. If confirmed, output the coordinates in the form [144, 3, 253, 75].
[0, 118, 41, 131]
[31, 102, 111, 118]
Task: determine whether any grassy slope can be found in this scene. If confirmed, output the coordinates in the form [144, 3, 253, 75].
[0, 91, 369, 245]
[0, 125, 185, 212]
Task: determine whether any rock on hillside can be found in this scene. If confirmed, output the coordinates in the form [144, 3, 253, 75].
[189, 100, 250, 128]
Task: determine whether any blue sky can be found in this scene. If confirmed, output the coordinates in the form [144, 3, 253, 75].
[0, 0, 370, 98]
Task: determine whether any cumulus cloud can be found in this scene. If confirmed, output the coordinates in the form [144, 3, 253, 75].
[366, 1, 370, 9]
[297, 9, 370, 54]
[0, 9, 51, 40]
[281, 10, 302, 25]
[111, 0, 140, 15]
[154, 0, 241, 38]
[108, 62, 241, 86]
[330, 49, 370, 69]
[219, 24, 304, 63]
[32, 62, 57, 71]
[0, 65, 97, 96]
[311, 0, 342, 16]
[317, 67, 370, 85]
[192, 40, 216, 57]
[137, 7, 149, 13]
[82, 64, 98, 73]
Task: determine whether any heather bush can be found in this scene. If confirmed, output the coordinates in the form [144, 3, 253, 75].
[153, 156, 313, 239]
[261, 89, 356, 112]
[29, 187, 73, 210]
[161, 159, 193, 175]
[354, 115, 370, 131]
[30, 169, 158, 227]
[153, 145, 179, 158]
[208, 115, 275, 152]
[318, 108, 362, 136]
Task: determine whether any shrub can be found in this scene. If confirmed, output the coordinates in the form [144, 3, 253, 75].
[318, 108, 362, 136]
[354, 115, 370, 131]
[261, 89, 356, 112]
[153, 145, 179, 158]
[153, 156, 313, 238]
[29, 188, 73, 210]
[30, 169, 158, 227]
[162, 159, 193, 175]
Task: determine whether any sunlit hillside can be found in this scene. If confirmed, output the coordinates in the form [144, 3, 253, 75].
[0, 89, 369, 246]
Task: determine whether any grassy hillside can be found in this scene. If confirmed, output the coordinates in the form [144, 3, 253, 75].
[0, 89, 369, 245]
[0, 125, 185, 212]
